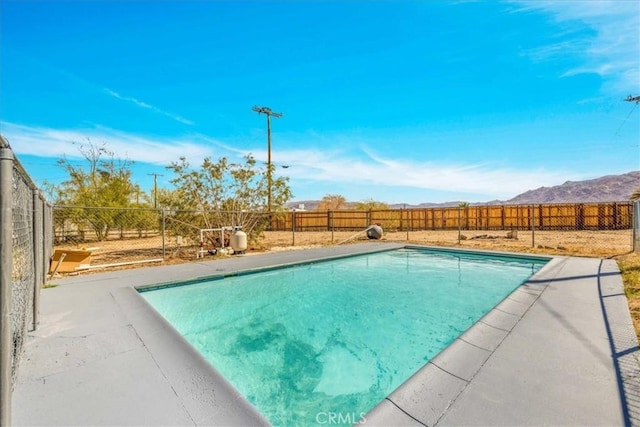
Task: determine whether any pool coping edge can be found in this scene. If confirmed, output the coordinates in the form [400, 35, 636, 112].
[360, 256, 565, 426]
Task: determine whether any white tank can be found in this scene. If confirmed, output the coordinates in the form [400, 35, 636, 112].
[230, 230, 247, 253]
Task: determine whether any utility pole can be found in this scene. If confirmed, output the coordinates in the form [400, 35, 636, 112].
[148, 173, 163, 209]
[252, 106, 282, 211]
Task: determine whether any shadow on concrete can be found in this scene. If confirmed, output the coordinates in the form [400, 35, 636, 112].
[596, 259, 640, 427]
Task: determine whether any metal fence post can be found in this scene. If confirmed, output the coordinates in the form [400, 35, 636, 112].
[406, 208, 409, 240]
[32, 190, 43, 331]
[531, 204, 536, 248]
[161, 208, 166, 260]
[631, 201, 640, 254]
[43, 204, 53, 279]
[458, 206, 462, 244]
[292, 210, 296, 246]
[330, 210, 334, 243]
[1, 147, 14, 427]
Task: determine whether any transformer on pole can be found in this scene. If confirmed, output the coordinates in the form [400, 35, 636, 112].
[624, 94, 640, 104]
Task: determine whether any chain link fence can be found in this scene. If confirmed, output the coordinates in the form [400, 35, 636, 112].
[274, 204, 635, 257]
[10, 167, 35, 381]
[635, 202, 640, 253]
[52, 206, 272, 269]
[50, 202, 636, 273]
[1, 136, 53, 425]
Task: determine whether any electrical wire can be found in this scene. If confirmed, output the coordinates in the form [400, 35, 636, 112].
[615, 101, 639, 136]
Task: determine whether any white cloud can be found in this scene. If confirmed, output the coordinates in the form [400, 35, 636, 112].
[2, 122, 581, 201]
[288, 152, 577, 198]
[1, 122, 214, 165]
[512, 0, 640, 92]
[104, 88, 195, 125]
[276, 144, 574, 199]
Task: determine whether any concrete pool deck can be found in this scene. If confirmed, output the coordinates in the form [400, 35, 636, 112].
[11, 243, 640, 426]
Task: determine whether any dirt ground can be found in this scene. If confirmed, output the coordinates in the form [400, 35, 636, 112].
[52, 228, 634, 276]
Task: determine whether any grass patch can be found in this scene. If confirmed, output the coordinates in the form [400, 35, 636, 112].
[617, 252, 640, 341]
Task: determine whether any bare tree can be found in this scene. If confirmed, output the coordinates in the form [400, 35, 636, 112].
[317, 194, 347, 211]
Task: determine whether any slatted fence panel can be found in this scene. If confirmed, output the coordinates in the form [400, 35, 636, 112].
[270, 202, 633, 232]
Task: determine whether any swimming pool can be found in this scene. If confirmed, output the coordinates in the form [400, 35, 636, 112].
[140, 247, 548, 426]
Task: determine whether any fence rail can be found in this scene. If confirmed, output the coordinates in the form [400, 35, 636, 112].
[1, 136, 53, 426]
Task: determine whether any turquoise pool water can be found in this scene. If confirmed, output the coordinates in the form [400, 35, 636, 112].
[140, 248, 547, 426]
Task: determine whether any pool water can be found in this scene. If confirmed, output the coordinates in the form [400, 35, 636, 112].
[141, 248, 547, 426]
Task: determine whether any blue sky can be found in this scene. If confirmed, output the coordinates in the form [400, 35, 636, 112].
[1, 0, 638, 204]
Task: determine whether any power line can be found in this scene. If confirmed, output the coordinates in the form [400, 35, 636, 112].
[616, 94, 640, 136]
[252, 106, 283, 211]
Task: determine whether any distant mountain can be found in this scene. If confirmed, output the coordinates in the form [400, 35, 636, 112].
[287, 171, 640, 209]
[505, 171, 639, 204]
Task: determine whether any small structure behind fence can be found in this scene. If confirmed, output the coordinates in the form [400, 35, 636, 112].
[1, 136, 53, 426]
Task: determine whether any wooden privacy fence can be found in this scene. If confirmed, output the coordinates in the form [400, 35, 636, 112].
[271, 202, 634, 232]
